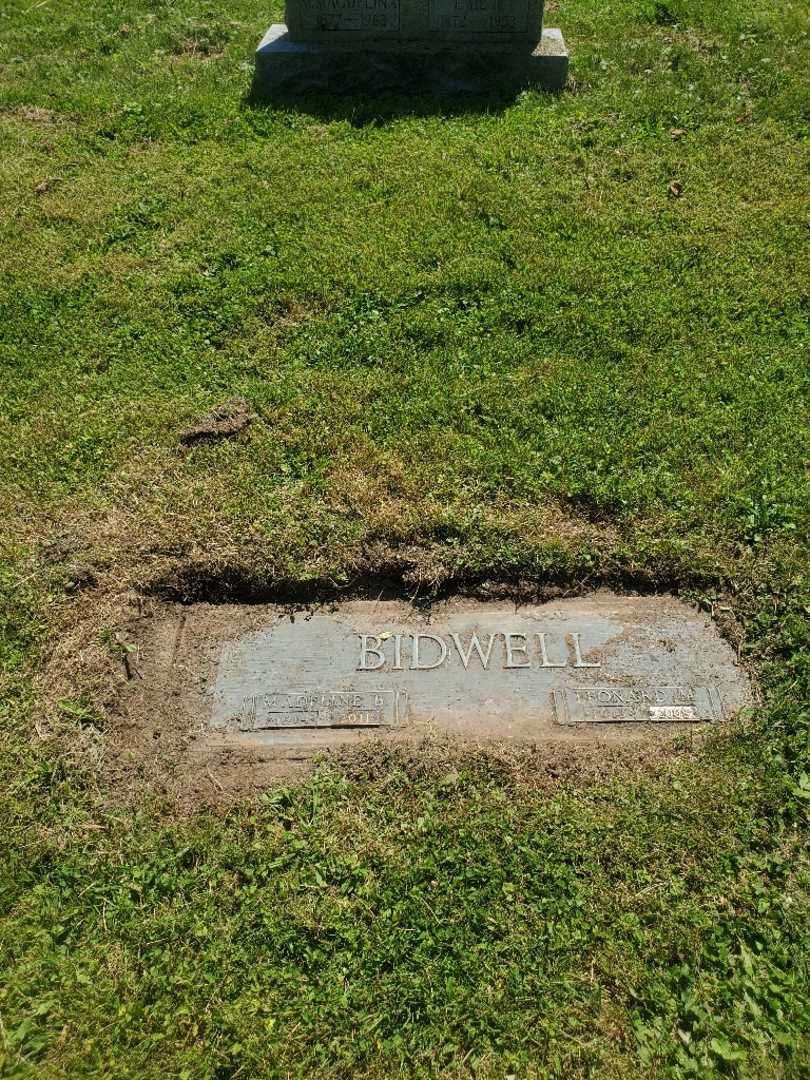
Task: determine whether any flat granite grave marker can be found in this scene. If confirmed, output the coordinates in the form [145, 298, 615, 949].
[254, 0, 568, 93]
[130, 594, 752, 754]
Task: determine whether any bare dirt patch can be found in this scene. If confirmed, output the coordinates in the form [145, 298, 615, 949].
[179, 397, 252, 445]
[6, 105, 62, 124]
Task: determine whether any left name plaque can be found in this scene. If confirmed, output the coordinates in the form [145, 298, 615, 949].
[237, 689, 404, 731]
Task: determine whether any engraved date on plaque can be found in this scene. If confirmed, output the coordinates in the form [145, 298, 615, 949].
[430, 0, 529, 33]
[237, 689, 405, 731]
[298, 0, 400, 32]
[552, 685, 725, 725]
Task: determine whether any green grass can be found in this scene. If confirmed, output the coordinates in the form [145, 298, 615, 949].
[0, 0, 809, 1075]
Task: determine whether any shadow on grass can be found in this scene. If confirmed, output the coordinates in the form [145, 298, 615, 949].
[144, 559, 713, 607]
[243, 55, 558, 124]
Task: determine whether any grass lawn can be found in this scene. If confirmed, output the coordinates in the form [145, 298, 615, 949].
[1, 0, 809, 1075]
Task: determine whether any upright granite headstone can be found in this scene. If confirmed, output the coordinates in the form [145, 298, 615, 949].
[255, 0, 568, 92]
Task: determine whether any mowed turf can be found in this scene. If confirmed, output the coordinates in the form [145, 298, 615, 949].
[0, 0, 809, 1076]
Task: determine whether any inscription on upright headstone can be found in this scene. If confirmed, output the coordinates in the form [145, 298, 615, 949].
[254, 0, 568, 92]
[430, 0, 530, 35]
[298, 0, 401, 33]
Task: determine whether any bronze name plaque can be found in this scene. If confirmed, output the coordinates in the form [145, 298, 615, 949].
[238, 689, 406, 730]
[552, 685, 726, 725]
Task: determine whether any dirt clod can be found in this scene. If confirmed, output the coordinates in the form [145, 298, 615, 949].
[34, 177, 64, 196]
[179, 398, 252, 445]
[62, 563, 97, 592]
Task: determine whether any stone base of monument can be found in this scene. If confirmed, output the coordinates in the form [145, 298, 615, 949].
[254, 24, 568, 94]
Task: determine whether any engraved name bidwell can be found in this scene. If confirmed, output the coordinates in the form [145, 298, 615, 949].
[356, 630, 601, 670]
